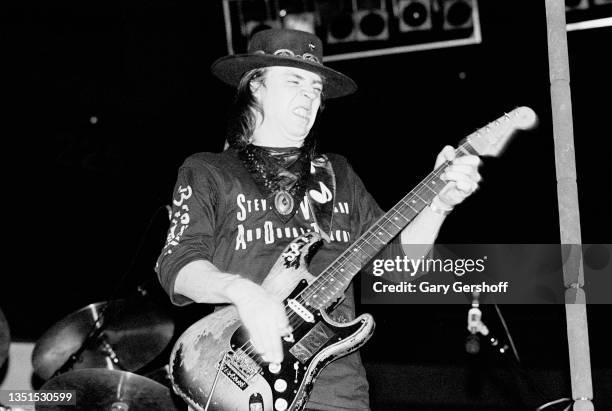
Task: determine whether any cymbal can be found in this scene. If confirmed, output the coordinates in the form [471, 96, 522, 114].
[0, 307, 9, 367]
[37, 368, 181, 410]
[32, 298, 174, 380]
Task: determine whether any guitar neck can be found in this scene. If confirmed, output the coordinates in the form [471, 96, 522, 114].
[299, 139, 478, 310]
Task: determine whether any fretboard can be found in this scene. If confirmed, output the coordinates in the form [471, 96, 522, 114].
[297, 139, 477, 310]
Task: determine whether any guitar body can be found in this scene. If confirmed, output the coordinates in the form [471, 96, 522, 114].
[170, 232, 375, 411]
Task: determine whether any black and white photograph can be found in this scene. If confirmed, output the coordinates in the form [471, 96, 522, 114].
[2, 1, 611, 410]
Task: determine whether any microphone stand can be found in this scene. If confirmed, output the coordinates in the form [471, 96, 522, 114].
[465, 292, 511, 357]
[465, 296, 554, 407]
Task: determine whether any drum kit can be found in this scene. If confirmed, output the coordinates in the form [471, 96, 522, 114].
[2, 293, 185, 410]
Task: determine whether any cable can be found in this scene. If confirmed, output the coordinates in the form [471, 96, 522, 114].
[493, 302, 521, 363]
[535, 397, 572, 410]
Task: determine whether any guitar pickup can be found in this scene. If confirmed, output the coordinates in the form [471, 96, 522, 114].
[287, 299, 314, 323]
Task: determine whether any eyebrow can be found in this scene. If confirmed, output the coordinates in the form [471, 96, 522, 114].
[286, 73, 323, 86]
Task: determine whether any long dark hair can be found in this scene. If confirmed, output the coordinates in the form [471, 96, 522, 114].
[225, 67, 323, 159]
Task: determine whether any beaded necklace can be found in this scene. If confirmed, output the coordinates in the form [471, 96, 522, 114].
[239, 144, 311, 221]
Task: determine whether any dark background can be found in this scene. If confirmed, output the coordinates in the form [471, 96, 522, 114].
[3, 1, 611, 409]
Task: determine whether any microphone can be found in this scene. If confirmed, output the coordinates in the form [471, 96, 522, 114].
[466, 291, 489, 354]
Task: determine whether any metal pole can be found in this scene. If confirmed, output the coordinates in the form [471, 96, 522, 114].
[544, 0, 594, 409]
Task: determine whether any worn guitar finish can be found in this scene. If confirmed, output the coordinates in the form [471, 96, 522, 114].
[169, 107, 537, 411]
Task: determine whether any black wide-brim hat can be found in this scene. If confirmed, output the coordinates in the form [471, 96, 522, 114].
[211, 29, 357, 99]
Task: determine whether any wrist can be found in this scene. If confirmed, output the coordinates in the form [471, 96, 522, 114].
[224, 276, 255, 305]
[429, 196, 453, 216]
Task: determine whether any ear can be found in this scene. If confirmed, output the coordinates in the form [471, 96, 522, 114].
[249, 80, 262, 96]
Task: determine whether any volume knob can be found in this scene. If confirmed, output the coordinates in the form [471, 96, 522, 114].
[274, 379, 287, 393]
[274, 398, 288, 411]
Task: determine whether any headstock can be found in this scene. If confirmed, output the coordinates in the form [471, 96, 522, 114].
[468, 106, 538, 157]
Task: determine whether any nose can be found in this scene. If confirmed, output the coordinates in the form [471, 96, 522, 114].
[302, 88, 316, 100]
[301, 84, 321, 100]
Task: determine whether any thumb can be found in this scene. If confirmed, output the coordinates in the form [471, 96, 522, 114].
[434, 145, 455, 169]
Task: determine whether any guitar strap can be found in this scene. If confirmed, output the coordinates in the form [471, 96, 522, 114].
[306, 155, 336, 243]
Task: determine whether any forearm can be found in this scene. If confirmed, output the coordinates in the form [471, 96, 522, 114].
[174, 260, 252, 305]
[399, 201, 447, 259]
[175, 259, 290, 363]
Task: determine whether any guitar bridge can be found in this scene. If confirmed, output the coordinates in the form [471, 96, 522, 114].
[218, 349, 262, 389]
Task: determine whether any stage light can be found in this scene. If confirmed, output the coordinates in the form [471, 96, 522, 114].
[354, 0, 390, 41]
[223, 0, 482, 60]
[565, 0, 589, 11]
[237, 0, 281, 39]
[327, 11, 356, 43]
[281, 10, 316, 33]
[442, 0, 474, 30]
[565, 0, 612, 30]
[355, 8, 389, 40]
[395, 0, 432, 32]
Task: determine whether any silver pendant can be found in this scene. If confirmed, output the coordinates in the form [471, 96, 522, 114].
[274, 190, 294, 215]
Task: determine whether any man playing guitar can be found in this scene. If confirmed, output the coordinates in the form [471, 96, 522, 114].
[156, 28, 481, 411]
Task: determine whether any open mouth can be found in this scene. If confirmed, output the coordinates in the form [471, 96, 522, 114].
[292, 106, 311, 121]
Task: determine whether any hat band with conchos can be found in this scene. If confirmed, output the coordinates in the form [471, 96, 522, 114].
[211, 29, 357, 99]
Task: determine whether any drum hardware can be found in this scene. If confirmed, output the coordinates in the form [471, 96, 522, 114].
[37, 368, 180, 411]
[32, 295, 174, 381]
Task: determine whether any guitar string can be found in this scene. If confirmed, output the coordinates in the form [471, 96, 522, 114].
[307, 109, 522, 303]
[234, 162, 451, 366]
[228, 110, 520, 369]
[293, 140, 473, 307]
[236, 140, 476, 365]
[234, 155, 456, 365]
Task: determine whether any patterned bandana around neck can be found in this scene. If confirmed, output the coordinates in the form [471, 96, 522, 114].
[239, 144, 311, 222]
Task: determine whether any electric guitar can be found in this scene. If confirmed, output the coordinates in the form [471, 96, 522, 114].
[168, 107, 537, 411]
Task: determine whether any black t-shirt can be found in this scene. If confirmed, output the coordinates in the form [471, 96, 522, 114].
[156, 148, 394, 410]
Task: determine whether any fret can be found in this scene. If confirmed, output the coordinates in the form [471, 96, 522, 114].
[374, 223, 393, 237]
[392, 204, 417, 221]
[359, 237, 382, 253]
[334, 255, 360, 273]
[410, 198, 427, 210]
[382, 215, 402, 230]
[369, 229, 392, 244]
[412, 191, 428, 204]
[403, 198, 421, 213]
[421, 182, 438, 196]
[458, 145, 472, 156]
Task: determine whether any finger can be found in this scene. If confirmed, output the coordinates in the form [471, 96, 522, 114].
[264, 322, 284, 363]
[275, 305, 290, 329]
[442, 172, 477, 194]
[452, 155, 481, 167]
[434, 145, 456, 169]
[455, 179, 474, 193]
[445, 164, 477, 177]
[437, 182, 460, 207]
[279, 323, 293, 336]
[250, 331, 265, 356]
[443, 169, 475, 185]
